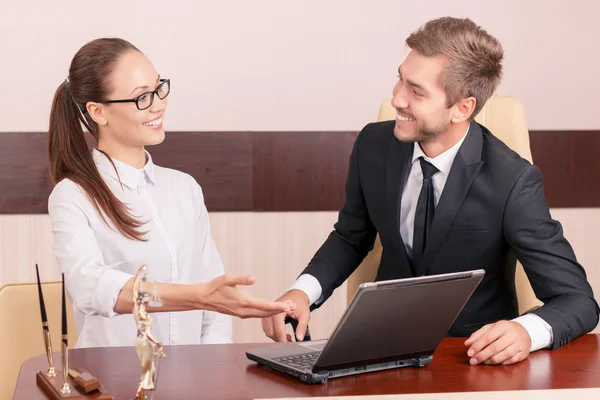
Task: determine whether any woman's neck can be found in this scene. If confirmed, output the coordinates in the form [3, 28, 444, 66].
[97, 140, 147, 169]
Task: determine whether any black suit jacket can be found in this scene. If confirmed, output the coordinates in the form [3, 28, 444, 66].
[303, 120, 599, 349]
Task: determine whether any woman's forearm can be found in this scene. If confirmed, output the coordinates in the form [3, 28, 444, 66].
[112, 273, 293, 320]
[114, 278, 207, 314]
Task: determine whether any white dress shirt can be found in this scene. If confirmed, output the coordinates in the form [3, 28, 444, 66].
[291, 128, 553, 352]
[48, 149, 232, 348]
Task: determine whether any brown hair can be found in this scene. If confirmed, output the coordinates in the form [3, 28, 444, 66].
[48, 38, 146, 241]
[406, 17, 503, 118]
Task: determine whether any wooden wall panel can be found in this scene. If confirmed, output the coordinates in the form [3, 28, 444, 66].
[151, 132, 253, 211]
[0, 130, 598, 213]
[0, 133, 53, 214]
[529, 131, 600, 208]
[0, 132, 253, 213]
[252, 131, 358, 211]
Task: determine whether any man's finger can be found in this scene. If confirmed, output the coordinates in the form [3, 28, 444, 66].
[464, 323, 494, 347]
[262, 316, 275, 340]
[467, 324, 506, 359]
[294, 311, 310, 341]
[486, 343, 521, 365]
[501, 351, 526, 365]
[469, 333, 512, 365]
[272, 313, 288, 342]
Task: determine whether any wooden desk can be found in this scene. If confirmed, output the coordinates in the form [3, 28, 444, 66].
[14, 335, 600, 400]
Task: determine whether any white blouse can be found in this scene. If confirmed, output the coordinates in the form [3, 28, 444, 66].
[48, 149, 231, 348]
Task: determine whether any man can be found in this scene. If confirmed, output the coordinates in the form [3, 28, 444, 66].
[262, 17, 599, 365]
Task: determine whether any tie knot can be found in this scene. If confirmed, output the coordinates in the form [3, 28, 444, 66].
[419, 157, 439, 180]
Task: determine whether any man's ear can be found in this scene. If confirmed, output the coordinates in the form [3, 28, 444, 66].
[451, 96, 476, 123]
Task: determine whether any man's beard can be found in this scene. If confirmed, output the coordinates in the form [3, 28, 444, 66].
[414, 118, 448, 143]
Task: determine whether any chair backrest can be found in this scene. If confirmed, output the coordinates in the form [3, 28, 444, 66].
[347, 95, 543, 315]
[0, 282, 78, 399]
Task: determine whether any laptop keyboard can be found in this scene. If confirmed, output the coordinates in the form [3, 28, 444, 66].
[275, 352, 321, 370]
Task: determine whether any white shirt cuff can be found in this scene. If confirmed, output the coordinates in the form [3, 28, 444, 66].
[289, 274, 323, 306]
[513, 313, 554, 352]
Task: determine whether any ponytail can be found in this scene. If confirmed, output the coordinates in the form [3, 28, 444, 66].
[48, 79, 147, 241]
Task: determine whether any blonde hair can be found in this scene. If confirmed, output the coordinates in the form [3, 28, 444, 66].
[406, 17, 503, 118]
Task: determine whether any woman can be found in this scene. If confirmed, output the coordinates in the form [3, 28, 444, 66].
[48, 38, 292, 348]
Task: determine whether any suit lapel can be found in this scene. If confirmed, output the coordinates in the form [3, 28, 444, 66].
[385, 135, 413, 254]
[417, 121, 484, 275]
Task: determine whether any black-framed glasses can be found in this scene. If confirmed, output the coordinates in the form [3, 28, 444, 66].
[102, 79, 170, 110]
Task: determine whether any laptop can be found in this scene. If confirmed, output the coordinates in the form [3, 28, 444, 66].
[246, 269, 484, 384]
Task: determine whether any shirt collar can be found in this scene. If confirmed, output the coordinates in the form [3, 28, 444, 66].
[92, 148, 155, 189]
[411, 126, 470, 175]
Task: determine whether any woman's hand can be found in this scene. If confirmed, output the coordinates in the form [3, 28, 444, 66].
[197, 274, 296, 319]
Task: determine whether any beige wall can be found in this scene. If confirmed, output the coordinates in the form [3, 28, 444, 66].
[0, 0, 599, 132]
[0, 1, 599, 343]
[0, 213, 348, 343]
[1, 210, 599, 343]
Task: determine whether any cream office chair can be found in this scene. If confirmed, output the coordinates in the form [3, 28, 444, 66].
[347, 94, 543, 315]
[0, 281, 78, 399]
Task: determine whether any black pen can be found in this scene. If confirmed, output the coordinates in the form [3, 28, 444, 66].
[35, 264, 56, 377]
[35, 264, 48, 329]
[61, 274, 67, 342]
